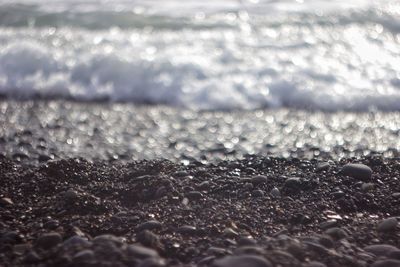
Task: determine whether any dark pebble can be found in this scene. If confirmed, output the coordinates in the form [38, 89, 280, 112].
[177, 225, 197, 235]
[212, 255, 272, 267]
[36, 232, 62, 250]
[186, 191, 203, 200]
[371, 259, 400, 267]
[342, 163, 372, 181]
[251, 175, 268, 185]
[284, 177, 301, 188]
[72, 249, 95, 263]
[316, 162, 330, 172]
[137, 220, 163, 232]
[364, 244, 400, 257]
[377, 217, 398, 232]
[126, 244, 159, 259]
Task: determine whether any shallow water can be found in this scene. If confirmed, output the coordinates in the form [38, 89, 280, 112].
[0, 0, 399, 110]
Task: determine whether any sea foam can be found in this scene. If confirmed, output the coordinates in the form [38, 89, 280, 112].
[0, 0, 399, 110]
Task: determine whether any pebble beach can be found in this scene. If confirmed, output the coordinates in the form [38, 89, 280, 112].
[1, 101, 400, 267]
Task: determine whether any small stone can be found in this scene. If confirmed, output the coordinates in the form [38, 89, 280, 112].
[377, 217, 398, 232]
[212, 255, 272, 267]
[325, 227, 347, 240]
[304, 262, 327, 267]
[24, 251, 41, 263]
[177, 225, 197, 235]
[137, 258, 165, 267]
[361, 183, 375, 192]
[330, 191, 345, 199]
[342, 163, 372, 181]
[316, 162, 330, 172]
[251, 175, 268, 185]
[223, 228, 239, 238]
[371, 259, 400, 267]
[174, 171, 189, 177]
[13, 244, 31, 255]
[0, 197, 14, 206]
[126, 244, 159, 259]
[93, 234, 122, 244]
[63, 235, 91, 247]
[252, 190, 264, 197]
[36, 232, 62, 250]
[319, 220, 338, 230]
[237, 237, 257, 246]
[364, 244, 400, 257]
[270, 187, 281, 198]
[137, 220, 163, 232]
[284, 177, 301, 188]
[389, 250, 400, 260]
[186, 191, 203, 200]
[1, 231, 21, 243]
[62, 189, 79, 203]
[72, 249, 95, 263]
[392, 193, 400, 198]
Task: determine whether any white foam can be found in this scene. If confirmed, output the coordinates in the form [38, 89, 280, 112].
[0, 0, 400, 110]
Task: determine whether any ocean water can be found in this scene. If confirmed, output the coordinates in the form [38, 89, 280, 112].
[0, 0, 399, 110]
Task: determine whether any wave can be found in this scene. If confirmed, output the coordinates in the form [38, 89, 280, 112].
[0, 0, 399, 111]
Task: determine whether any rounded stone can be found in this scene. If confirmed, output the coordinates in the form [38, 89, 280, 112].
[36, 232, 62, 250]
[304, 261, 328, 267]
[212, 255, 272, 267]
[364, 244, 400, 257]
[371, 259, 400, 267]
[251, 175, 268, 185]
[284, 177, 301, 188]
[126, 244, 159, 259]
[137, 220, 163, 232]
[72, 249, 95, 263]
[342, 163, 372, 181]
[377, 217, 398, 232]
[270, 187, 281, 198]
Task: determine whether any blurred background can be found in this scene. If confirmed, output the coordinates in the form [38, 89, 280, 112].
[0, 0, 399, 111]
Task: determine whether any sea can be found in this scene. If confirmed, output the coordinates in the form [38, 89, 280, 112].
[0, 0, 399, 111]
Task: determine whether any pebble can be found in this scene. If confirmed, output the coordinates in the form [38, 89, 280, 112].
[72, 249, 95, 263]
[342, 163, 372, 181]
[304, 261, 327, 267]
[364, 244, 400, 257]
[377, 217, 398, 232]
[270, 187, 281, 198]
[137, 220, 163, 231]
[392, 193, 400, 198]
[325, 227, 347, 240]
[361, 183, 375, 192]
[223, 228, 239, 238]
[63, 235, 91, 247]
[186, 191, 203, 200]
[212, 255, 273, 267]
[93, 234, 122, 244]
[177, 225, 197, 235]
[330, 191, 345, 199]
[319, 219, 338, 230]
[126, 244, 159, 259]
[316, 162, 330, 172]
[252, 190, 264, 197]
[36, 232, 62, 250]
[13, 244, 31, 255]
[371, 259, 400, 267]
[0, 197, 14, 206]
[284, 177, 301, 188]
[251, 175, 268, 185]
[62, 189, 79, 203]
